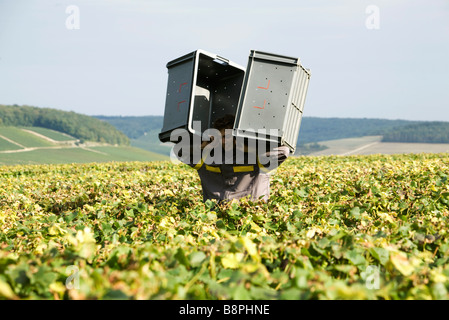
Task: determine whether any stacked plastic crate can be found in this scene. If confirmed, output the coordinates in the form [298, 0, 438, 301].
[159, 49, 311, 154]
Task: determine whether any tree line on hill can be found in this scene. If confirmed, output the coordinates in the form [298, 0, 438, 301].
[382, 122, 449, 144]
[0, 104, 130, 145]
[3, 104, 449, 150]
[95, 115, 162, 139]
[296, 117, 421, 144]
[96, 115, 449, 146]
[95, 115, 449, 157]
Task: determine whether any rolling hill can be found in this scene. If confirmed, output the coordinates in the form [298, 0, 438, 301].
[2, 104, 449, 165]
[0, 126, 168, 166]
[303, 135, 449, 156]
[0, 104, 130, 145]
[95, 115, 449, 156]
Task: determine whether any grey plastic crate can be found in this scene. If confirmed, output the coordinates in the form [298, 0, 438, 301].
[233, 50, 311, 154]
[159, 49, 245, 142]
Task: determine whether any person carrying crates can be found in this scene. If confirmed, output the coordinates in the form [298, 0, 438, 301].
[160, 49, 310, 202]
[173, 114, 290, 202]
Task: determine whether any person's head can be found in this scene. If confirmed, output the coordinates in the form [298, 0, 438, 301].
[213, 114, 235, 151]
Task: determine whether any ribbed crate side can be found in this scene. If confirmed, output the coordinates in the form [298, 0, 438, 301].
[290, 67, 310, 151]
[282, 69, 298, 150]
[293, 114, 302, 150]
[284, 108, 295, 151]
[290, 105, 301, 150]
[295, 70, 307, 116]
[284, 66, 304, 152]
[286, 107, 300, 152]
[282, 104, 292, 148]
[292, 66, 303, 110]
[292, 71, 310, 148]
[299, 71, 311, 113]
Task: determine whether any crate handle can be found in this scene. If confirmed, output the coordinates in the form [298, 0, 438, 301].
[213, 56, 229, 65]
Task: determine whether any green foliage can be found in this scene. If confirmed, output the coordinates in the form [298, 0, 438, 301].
[94, 116, 171, 156]
[94, 116, 163, 140]
[297, 117, 420, 144]
[130, 131, 172, 156]
[296, 142, 328, 155]
[382, 122, 449, 143]
[1, 154, 449, 300]
[0, 105, 130, 145]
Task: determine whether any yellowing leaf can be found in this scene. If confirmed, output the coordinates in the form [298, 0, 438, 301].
[65, 227, 99, 261]
[430, 269, 447, 283]
[34, 243, 48, 255]
[49, 223, 67, 236]
[250, 221, 262, 233]
[241, 237, 257, 257]
[221, 253, 244, 269]
[306, 229, 316, 239]
[159, 217, 169, 228]
[390, 252, 414, 276]
[0, 279, 16, 299]
[377, 212, 395, 224]
[49, 282, 67, 297]
[241, 262, 260, 273]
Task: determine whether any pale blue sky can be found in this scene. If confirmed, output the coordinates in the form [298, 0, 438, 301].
[0, 0, 448, 121]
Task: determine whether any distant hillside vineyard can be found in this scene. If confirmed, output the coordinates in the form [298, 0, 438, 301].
[0, 104, 130, 145]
